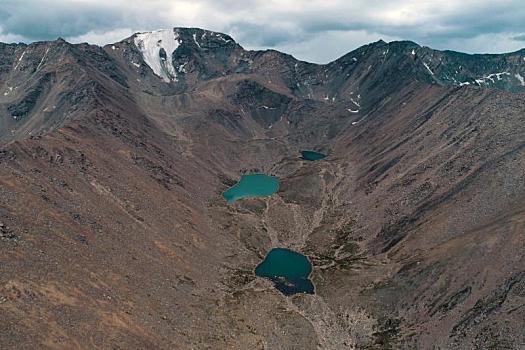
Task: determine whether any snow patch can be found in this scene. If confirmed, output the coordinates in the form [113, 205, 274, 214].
[36, 48, 50, 71]
[177, 62, 188, 73]
[514, 73, 525, 86]
[216, 33, 231, 43]
[423, 62, 434, 75]
[459, 82, 470, 86]
[350, 98, 360, 107]
[411, 49, 415, 55]
[134, 29, 180, 82]
[347, 108, 359, 113]
[474, 72, 510, 85]
[192, 33, 201, 49]
[14, 50, 26, 70]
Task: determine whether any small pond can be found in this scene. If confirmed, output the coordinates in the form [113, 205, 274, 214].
[300, 151, 326, 161]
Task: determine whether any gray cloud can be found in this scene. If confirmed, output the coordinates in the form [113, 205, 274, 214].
[226, 21, 298, 47]
[512, 34, 525, 42]
[0, 1, 124, 40]
[0, 0, 524, 63]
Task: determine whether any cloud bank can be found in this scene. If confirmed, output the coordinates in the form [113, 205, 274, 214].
[1, 0, 525, 63]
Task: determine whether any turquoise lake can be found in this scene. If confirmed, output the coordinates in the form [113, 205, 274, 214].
[223, 174, 279, 203]
[255, 248, 314, 296]
[301, 151, 326, 161]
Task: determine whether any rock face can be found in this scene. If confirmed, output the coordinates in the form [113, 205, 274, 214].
[0, 27, 524, 349]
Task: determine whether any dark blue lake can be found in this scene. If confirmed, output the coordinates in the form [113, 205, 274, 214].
[255, 248, 314, 296]
[301, 151, 326, 161]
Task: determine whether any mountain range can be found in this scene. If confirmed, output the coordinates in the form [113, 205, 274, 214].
[0, 27, 524, 349]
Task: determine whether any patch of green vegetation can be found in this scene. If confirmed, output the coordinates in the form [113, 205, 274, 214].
[220, 175, 237, 187]
[372, 318, 401, 349]
[222, 269, 256, 290]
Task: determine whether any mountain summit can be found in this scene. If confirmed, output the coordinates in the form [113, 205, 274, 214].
[1, 27, 524, 349]
[131, 28, 238, 82]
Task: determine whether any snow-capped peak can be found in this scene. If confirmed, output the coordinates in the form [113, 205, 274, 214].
[134, 29, 180, 82]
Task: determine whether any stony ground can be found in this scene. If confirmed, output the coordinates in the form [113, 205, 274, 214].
[1, 28, 524, 349]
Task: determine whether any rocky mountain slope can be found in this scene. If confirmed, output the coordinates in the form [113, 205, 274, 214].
[0, 27, 524, 349]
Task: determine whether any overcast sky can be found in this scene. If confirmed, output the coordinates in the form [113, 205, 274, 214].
[1, 0, 525, 63]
